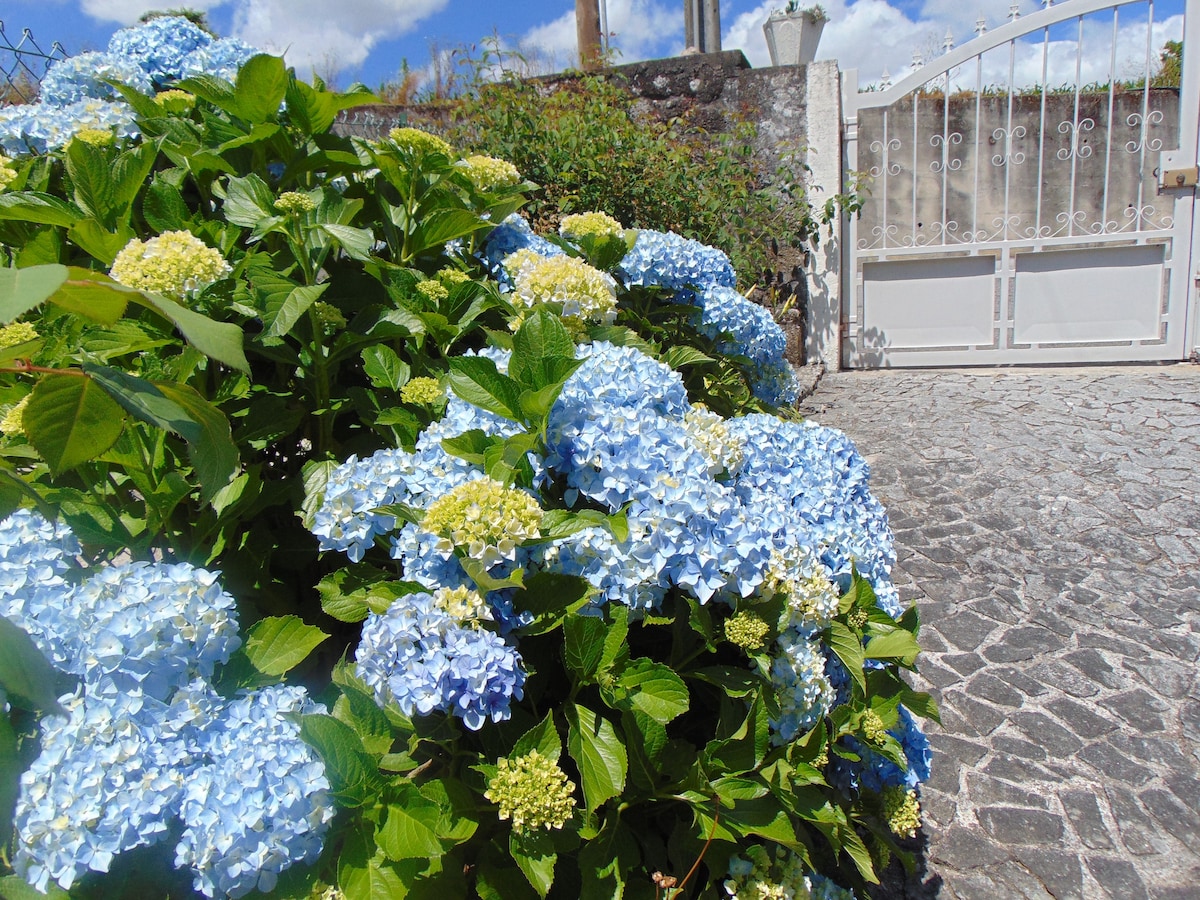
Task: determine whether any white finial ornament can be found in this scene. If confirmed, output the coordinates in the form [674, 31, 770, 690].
[1009, 2, 1021, 21]
[975, 14, 988, 35]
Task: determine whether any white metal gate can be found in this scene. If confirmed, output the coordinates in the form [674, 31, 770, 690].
[841, 0, 1200, 367]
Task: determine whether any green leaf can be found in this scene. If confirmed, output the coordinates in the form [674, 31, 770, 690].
[128, 290, 249, 372]
[152, 380, 239, 503]
[233, 54, 289, 123]
[300, 713, 381, 807]
[663, 345, 714, 368]
[0, 616, 66, 714]
[841, 825, 880, 883]
[317, 567, 424, 622]
[143, 173, 191, 233]
[48, 268, 131, 324]
[512, 711, 562, 762]
[24, 374, 126, 474]
[362, 345, 411, 391]
[612, 658, 689, 725]
[566, 703, 626, 811]
[0, 264, 68, 323]
[264, 281, 329, 341]
[511, 571, 591, 635]
[0, 192, 83, 227]
[285, 78, 336, 134]
[301, 459, 338, 529]
[460, 557, 525, 594]
[509, 831, 557, 898]
[899, 688, 941, 725]
[864, 627, 921, 665]
[563, 615, 607, 681]
[377, 785, 447, 861]
[510, 307, 575, 382]
[221, 173, 277, 228]
[322, 223, 377, 262]
[66, 219, 135, 266]
[440, 429, 497, 467]
[828, 620, 866, 697]
[407, 209, 487, 260]
[242, 615, 329, 676]
[0, 875, 70, 900]
[447, 356, 523, 422]
[475, 866, 539, 900]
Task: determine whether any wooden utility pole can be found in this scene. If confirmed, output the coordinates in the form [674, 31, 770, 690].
[576, 0, 603, 70]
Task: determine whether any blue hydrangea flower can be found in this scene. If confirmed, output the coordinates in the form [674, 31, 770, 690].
[179, 38, 260, 82]
[356, 591, 525, 730]
[691, 285, 799, 406]
[38, 53, 153, 105]
[481, 214, 565, 287]
[770, 633, 835, 743]
[107, 16, 214, 87]
[55, 561, 242, 700]
[617, 228, 737, 291]
[0, 509, 81, 669]
[727, 415, 901, 618]
[0, 98, 140, 155]
[175, 685, 334, 899]
[12, 679, 218, 893]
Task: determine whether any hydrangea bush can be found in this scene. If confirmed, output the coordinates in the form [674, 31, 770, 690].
[0, 20, 937, 900]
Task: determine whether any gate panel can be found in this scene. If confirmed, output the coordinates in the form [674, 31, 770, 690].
[842, 0, 1199, 367]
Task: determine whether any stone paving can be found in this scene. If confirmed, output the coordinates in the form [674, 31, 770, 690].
[796, 365, 1200, 900]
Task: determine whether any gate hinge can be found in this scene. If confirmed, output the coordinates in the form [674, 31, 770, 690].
[1160, 166, 1199, 188]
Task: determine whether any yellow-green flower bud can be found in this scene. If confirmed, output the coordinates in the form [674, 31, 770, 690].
[0, 322, 38, 350]
[311, 301, 346, 333]
[0, 155, 18, 191]
[110, 231, 231, 302]
[862, 710, 888, 745]
[485, 750, 577, 833]
[461, 154, 521, 192]
[274, 192, 317, 215]
[154, 90, 196, 114]
[414, 279, 449, 305]
[437, 268, 471, 286]
[513, 254, 617, 326]
[684, 403, 743, 476]
[1, 395, 29, 437]
[883, 786, 921, 838]
[432, 585, 492, 624]
[423, 477, 543, 566]
[388, 126, 453, 157]
[724, 610, 770, 651]
[72, 128, 114, 148]
[400, 376, 443, 405]
[559, 211, 624, 242]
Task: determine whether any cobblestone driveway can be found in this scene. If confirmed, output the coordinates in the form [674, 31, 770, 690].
[797, 366, 1200, 900]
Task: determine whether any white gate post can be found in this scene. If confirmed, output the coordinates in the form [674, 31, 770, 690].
[804, 59, 843, 371]
[1180, 0, 1200, 358]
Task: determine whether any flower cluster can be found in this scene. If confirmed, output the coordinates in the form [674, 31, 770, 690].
[617, 228, 737, 291]
[0, 154, 18, 190]
[355, 589, 525, 730]
[388, 126, 453, 157]
[274, 191, 317, 215]
[110, 230, 232, 301]
[511, 254, 619, 327]
[485, 750, 577, 833]
[882, 786, 921, 839]
[481, 214, 565, 286]
[0, 511, 333, 897]
[560, 211, 624, 241]
[0, 18, 260, 155]
[423, 476, 544, 566]
[401, 376, 444, 405]
[725, 610, 770, 650]
[691, 285, 800, 405]
[461, 154, 522, 191]
[725, 846, 856, 900]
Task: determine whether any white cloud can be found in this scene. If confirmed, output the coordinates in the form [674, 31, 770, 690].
[79, 0, 227, 25]
[229, 0, 449, 77]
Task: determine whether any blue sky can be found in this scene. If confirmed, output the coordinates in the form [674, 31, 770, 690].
[1, 0, 1186, 93]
